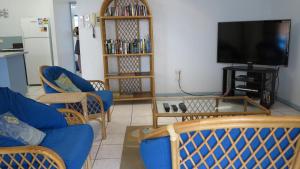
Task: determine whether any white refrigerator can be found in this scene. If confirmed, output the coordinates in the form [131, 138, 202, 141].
[21, 17, 54, 85]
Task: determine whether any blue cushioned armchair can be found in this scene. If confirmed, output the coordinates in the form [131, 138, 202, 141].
[39, 65, 113, 139]
[140, 116, 300, 169]
[0, 87, 94, 169]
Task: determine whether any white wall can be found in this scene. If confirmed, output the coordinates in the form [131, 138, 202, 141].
[0, 0, 53, 37]
[268, 0, 300, 107]
[0, 0, 75, 72]
[76, 0, 104, 80]
[52, 0, 75, 72]
[77, 0, 276, 94]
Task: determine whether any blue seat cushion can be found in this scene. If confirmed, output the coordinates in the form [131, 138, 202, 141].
[0, 136, 25, 147]
[95, 90, 113, 112]
[140, 136, 172, 169]
[41, 125, 94, 169]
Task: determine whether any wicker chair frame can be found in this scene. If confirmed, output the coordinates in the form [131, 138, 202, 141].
[142, 116, 300, 169]
[39, 65, 112, 139]
[0, 109, 92, 169]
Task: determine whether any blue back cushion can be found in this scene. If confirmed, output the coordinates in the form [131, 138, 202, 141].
[42, 66, 95, 93]
[140, 136, 172, 169]
[179, 128, 300, 169]
[140, 128, 300, 169]
[0, 87, 67, 130]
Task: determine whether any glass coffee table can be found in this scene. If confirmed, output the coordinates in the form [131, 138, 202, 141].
[152, 96, 271, 128]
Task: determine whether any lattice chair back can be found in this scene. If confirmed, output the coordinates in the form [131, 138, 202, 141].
[166, 116, 300, 169]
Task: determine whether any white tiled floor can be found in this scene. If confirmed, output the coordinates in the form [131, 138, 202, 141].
[26, 86, 300, 169]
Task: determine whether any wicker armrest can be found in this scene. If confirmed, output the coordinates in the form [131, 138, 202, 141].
[85, 92, 105, 118]
[88, 80, 106, 91]
[0, 146, 66, 169]
[58, 108, 86, 125]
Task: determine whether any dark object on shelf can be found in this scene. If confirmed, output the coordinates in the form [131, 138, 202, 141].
[163, 103, 170, 112]
[171, 105, 178, 112]
[179, 103, 187, 113]
[223, 66, 278, 108]
[13, 43, 23, 49]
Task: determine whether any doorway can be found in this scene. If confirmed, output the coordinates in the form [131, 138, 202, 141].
[70, 2, 81, 75]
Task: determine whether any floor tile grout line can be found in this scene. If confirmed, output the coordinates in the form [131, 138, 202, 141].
[92, 143, 102, 167]
[130, 103, 133, 126]
[96, 158, 121, 160]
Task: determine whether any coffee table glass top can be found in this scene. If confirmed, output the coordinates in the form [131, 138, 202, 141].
[154, 96, 270, 115]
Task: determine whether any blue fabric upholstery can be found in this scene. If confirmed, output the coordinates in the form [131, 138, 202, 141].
[41, 125, 94, 169]
[42, 66, 113, 112]
[0, 87, 67, 129]
[140, 136, 172, 169]
[42, 66, 94, 93]
[140, 128, 300, 169]
[0, 136, 25, 147]
[0, 88, 94, 169]
[95, 91, 113, 112]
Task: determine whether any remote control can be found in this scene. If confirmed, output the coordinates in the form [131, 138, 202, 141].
[171, 105, 178, 112]
[179, 103, 187, 113]
[163, 103, 170, 112]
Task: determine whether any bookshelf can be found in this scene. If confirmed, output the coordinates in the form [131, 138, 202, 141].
[100, 0, 155, 102]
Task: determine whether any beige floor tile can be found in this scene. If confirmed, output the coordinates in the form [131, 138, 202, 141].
[92, 159, 121, 169]
[107, 122, 128, 134]
[111, 117, 132, 125]
[90, 145, 100, 160]
[113, 104, 132, 114]
[93, 137, 102, 146]
[97, 145, 123, 159]
[131, 115, 153, 124]
[102, 134, 125, 145]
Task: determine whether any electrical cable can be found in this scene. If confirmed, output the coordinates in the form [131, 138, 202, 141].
[177, 71, 213, 96]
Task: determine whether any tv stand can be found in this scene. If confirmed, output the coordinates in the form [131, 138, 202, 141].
[223, 66, 278, 108]
[247, 62, 254, 69]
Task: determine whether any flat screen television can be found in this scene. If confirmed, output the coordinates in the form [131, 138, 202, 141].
[217, 20, 291, 66]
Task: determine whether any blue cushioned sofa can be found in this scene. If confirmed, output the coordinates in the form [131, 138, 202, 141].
[140, 116, 300, 169]
[39, 65, 113, 139]
[0, 87, 94, 169]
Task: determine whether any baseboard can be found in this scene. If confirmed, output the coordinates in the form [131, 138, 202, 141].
[276, 97, 300, 112]
[156, 92, 222, 97]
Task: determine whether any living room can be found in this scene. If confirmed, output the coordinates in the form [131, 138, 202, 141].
[0, 0, 300, 169]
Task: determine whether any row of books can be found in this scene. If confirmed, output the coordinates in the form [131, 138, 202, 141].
[105, 38, 151, 54]
[105, 3, 147, 16]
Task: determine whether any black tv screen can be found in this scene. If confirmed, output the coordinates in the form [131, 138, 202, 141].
[217, 20, 291, 66]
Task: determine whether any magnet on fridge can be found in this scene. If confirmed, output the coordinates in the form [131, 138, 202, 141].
[43, 18, 49, 25]
[38, 18, 43, 25]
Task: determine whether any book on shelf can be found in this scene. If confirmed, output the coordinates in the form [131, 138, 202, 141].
[105, 36, 151, 55]
[105, 3, 147, 17]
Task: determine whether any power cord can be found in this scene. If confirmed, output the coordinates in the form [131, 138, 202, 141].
[178, 71, 211, 96]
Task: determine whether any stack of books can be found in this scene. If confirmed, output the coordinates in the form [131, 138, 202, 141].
[105, 3, 147, 16]
[105, 37, 151, 54]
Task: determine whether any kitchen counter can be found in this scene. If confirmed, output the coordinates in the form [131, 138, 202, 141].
[0, 51, 28, 58]
[0, 51, 28, 95]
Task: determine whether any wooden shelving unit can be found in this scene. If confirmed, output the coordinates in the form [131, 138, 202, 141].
[100, 0, 155, 102]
